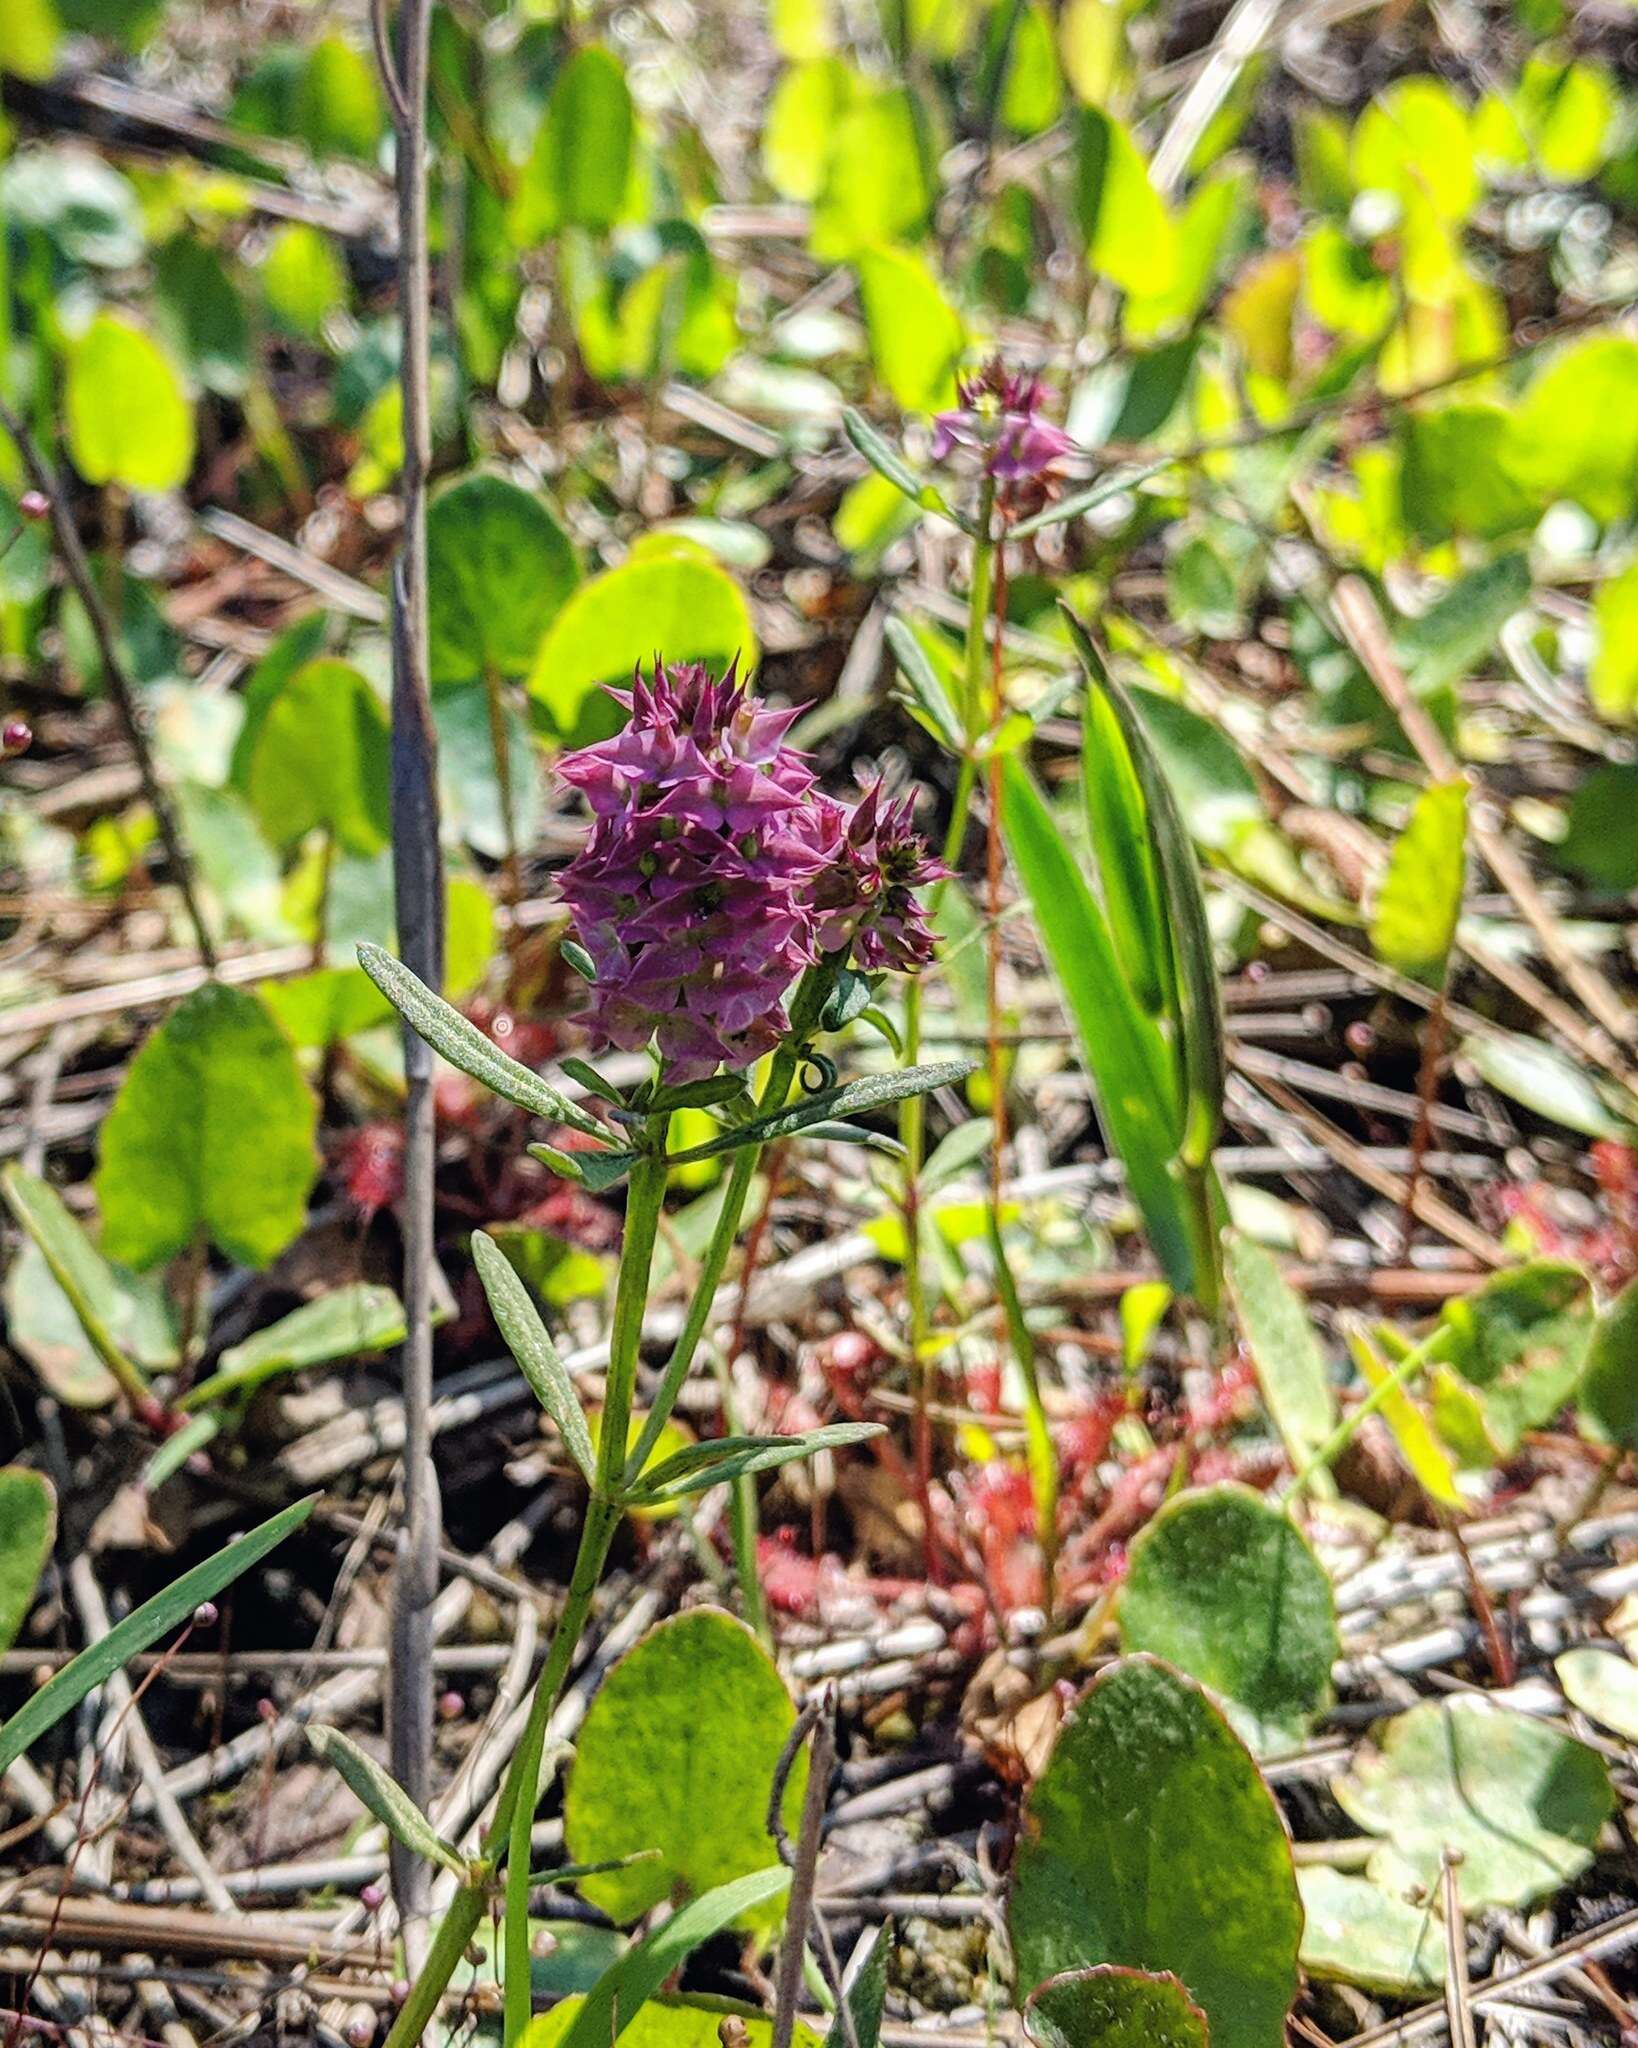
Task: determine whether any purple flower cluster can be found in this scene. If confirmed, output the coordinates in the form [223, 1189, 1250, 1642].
[556, 660, 939, 1080]
[931, 360, 1074, 484]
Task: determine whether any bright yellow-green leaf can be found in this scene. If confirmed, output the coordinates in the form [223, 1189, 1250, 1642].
[762, 58, 852, 201]
[1590, 560, 1638, 724]
[856, 244, 963, 412]
[1351, 76, 1478, 222]
[527, 541, 756, 746]
[770, 0, 830, 57]
[1369, 779, 1467, 987]
[810, 86, 934, 258]
[65, 315, 195, 493]
[1513, 334, 1638, 526]
[1346, 1321, 1464, 1511]
[1075, 108, 1176, 299]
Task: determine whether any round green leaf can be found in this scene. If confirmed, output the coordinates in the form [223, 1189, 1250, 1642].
[0, 1469, 55, 1657]
[240, 658, 391, 856]
[292, 35, 385, 159]
[1119, 1484, 1338, 1754]
[527, 1999, 821, 2048]
[427, 474, 580, 688]
[515, 45, 634, 238]
[1296, 1869, 1441, 1998]
[1332, 1696, 1615, 1910]
[2, 1231, 179, 1408]
[1557, 1647, 1638, 1741]
[1513, 335, 1638, 527]
[262, 222, 349, 340]
[1024, 1968, 1207, 2048]
[1369, 779, 1467, 988]
[1351, 78, 1478, 221]
[1579, 1272, 1638, 1450]
[1008, 1656, 1301, 2048]
[95, 984, 320, 1272]
[65, 314, 195, 493]
[562, 1608, 806, 1929]
[527, 542, 756, 745]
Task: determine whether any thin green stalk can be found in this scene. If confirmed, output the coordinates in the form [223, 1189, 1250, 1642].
[708, 1341, 769, 1646]
[1285, 1332, 1434, 1510]
[503, 1143, 668, 2045]
[624, 960, 835, 1483]
[898, 481, 994, 1564]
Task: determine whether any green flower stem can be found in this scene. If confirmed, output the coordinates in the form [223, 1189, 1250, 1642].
[624, 961, 834, 1484]
[503, 1141, 668, 2044]
[898, 481, 994, 1551]
[1285, 1331, 1435, 1510]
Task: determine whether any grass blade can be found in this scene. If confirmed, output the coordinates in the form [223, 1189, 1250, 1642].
[0, 1494, 316, 1775]
[1000, 754, 1197, 1293]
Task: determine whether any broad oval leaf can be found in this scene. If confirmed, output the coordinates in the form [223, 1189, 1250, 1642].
[1557, 1646, 1638, 1740]
[1008, 1656, 1301, 2048]
[1296, 1869, 1441, 1998]
[0, 1495, 315, 1776]
[516, 45, 634, 238]
[239, 657, 391, 856]
[550, 1867, 792, 2048]
[427, 473, 580, 688]
[0, 1469, 55, 1657]
[1332, 1695, 1615, 1910]
[529, 1999, 821, 2048]
[94, 985, 320, 1273]
[65, 314, 195, 492]
[1579, 1272, 1638, 1450]
[527, 545, 757, 748]
[856, 245, 964, 413]
[1119, 1483, 1338, 1755]
[1464, 1031, 1638, 1143]
[1024, 1967, 1208, 2048]
[563, 1609, 806, 1928]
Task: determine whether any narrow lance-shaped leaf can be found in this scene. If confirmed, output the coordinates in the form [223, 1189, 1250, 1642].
[622, 1422, 884, 1506]
[357, 942, 612, 1141]
[1009, 458, 1175, 539]
[827, 1924, 890, 2048]
[473, 1231, 597, 1483]
[841, 407, 966, 529]
[1000, 756, 1197, 1293]
[1065, 606, 1224, 1173]
[307, 1725, 468, 1875]
[1370, 778, 1468, 987]
[884, 615, 964, 751]
[1080, 677, 1171, 1020]
[1224, 1232, 1338, 1497]
[0, 1495, 316, 1775]
[665, 1061, 977, 1165]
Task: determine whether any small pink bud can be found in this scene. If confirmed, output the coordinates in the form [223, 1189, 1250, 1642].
[360, 1881, 386, 1910]
[18, 490, 48, 521]
[2, 721, 31, 758]
[437, 1690, 464, 1721]
[390, 1981, 410, 2007]
[345, 2014, 374, 2047]
[192, 1601, 218, 1629]
[257, 1696, 279, 1723]
[1344, 1021, 1375, 1055]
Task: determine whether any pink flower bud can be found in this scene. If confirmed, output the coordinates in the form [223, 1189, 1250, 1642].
[2, 721, 31, 758]
[18, 490, 48, 521]
[360, 1881, 386, 1910]
[192, 1601, 218, 1629]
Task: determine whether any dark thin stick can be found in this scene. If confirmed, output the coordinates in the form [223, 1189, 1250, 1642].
[770, 1696, 835, 2048]
[0, 396, 215, 969]
[380, 0, 446, 1971]
[1399, 988, 1447, 1258]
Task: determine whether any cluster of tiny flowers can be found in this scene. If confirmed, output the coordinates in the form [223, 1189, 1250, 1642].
[556, 660, 939, 1080]
[931, 359, 1074, 484]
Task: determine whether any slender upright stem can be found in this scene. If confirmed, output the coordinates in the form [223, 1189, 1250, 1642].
[1401, 987, 1448, 1259]
[483, 662, 523, 923]
[381, 0, 446, 1966]
[503, 1142, 666, 2047]
[0, 395, 214, 968]
[899, 480, 994, 1581]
